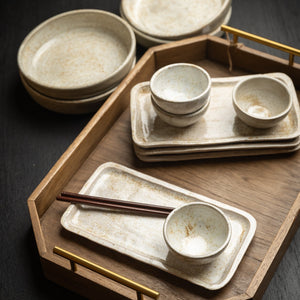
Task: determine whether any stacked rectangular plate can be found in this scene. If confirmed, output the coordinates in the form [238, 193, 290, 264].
[130, 73, 300, 162]
[120, 0, 232, 47]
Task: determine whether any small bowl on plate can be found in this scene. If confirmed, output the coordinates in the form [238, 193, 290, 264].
[232, 75, 292, 129]
[17, 9, 136, 100]
[151, 95, 210, 127]
[150, 63, 211, 115]
[163, 202, 231, 265]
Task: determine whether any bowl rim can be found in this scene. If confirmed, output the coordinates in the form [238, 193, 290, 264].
[17, 9, 136, 93]
[163, 202, 232, 259]
[150, 63, 212, 104]
[232, 75, 292, 121]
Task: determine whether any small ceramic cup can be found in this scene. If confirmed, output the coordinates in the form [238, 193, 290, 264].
[151, 96, 210, 127]
[163, 202, 231, 265]
[150, 63, 211, 115]
[232, 75, 292, 129]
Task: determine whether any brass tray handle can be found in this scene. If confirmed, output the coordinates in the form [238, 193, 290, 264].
[53, 246, 160, 300]
[221, 25, 300, 66]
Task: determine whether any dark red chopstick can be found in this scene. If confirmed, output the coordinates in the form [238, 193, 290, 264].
[56, 191, 174, 216]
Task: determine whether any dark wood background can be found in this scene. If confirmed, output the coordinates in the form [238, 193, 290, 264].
[1, 0, 299, 299]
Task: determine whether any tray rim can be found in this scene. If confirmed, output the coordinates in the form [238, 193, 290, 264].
[27, 35, 300, 299]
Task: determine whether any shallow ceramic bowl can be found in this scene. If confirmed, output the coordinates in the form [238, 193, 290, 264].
[124, 7, 232, 48]
[151, 96, 210, 127]
[121, 0, 232, 40]
[20, 73, 116, 114]
[233, 76, 292, 128]
[150, 63, 211, 115]
[163, 202, 231, 265]
[18, 9, 136, 100]
[120, 4, 232, 48]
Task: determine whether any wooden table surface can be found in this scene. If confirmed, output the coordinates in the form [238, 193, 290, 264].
[1, 0, 299, 299]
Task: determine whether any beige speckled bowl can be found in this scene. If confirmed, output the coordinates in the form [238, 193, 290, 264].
[151, 95, 210, 127]
[150, 63, 211, 115]
[121, 0, 232, 40]
[18, 9, 136, 100]
[163, 202, 231, 265]
[233, 75, 292, 128]
[20, 73, 116, 114]
[121, 6, 232, 48]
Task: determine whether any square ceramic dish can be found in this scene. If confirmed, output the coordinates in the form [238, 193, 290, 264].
[61, 162, 256, 290]
[131, 73, 300, 149]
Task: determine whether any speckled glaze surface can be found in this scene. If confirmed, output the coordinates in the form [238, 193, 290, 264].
[130, 73, 300, 149]
[151, 96, 210, 127]
[134, 137, 300, 156]
[121, 0, 232, 40]
[135, 143, 300, 162]
[233, 75, 292, 128]
[18, 9, 136, 99]
[120, 5, 232, 47]
[150, 63, 211, 115]
[20, 58, 135, 114]
[164, 202, 231, 265]
[61, 162, 256, 290]
[20, 73, 116, 114]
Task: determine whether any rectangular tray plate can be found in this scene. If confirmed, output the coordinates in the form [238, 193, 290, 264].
[131, 73, 300, 149]
[61, 162, 256, 290]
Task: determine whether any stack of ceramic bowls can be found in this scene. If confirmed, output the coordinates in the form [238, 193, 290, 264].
[150, 63, 211, 127]
[120, 0, 232, 47]
[17, 9, 136, 114]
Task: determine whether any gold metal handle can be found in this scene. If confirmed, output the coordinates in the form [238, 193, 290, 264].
[221, 25, 300, 66]
[53, 246, 160, 300]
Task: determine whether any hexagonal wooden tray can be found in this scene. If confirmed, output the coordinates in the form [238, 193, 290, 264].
[28, 34, 300, 299]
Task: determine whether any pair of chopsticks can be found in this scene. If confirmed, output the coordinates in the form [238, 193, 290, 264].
[56, 191, 174, 216]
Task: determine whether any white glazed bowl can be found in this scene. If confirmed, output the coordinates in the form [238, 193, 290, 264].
[150, 63, 211, 115]
[163, 202, 231, 265]
[17, 9, 136, 100]
[120, 5, 232, 48]
[232, 75, 292, 129]
[151, 95, 210, 127]
[121, 0, 232, 41]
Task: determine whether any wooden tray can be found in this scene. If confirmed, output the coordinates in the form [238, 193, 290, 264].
[28, 34, 300, 299]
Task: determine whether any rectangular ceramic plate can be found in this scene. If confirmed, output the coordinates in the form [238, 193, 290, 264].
[134, 143, 300, 162]
[61, 162, 256, 290]
[134, 137, 300, 156]
[131, 73, 300, 149]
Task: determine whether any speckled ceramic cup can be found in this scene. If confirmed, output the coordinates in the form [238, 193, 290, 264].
[233, 75, 292, 128]
[151, 95, 210, 127]
[150, 63, 211, 115]
[163, 202, 231, 265]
